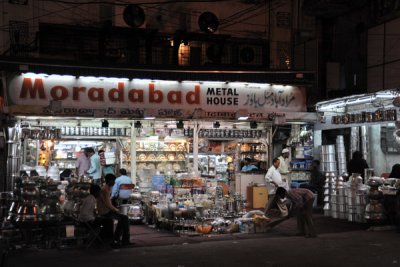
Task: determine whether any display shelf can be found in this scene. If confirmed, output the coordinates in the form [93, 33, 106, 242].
[60, 135, 129, 140]
[137, 150, 186, 152]
[240, 151, 267, 154]
[136, 160, 186, 162]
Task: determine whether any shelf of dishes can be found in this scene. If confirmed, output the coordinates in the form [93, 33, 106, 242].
[137, 162, 185, 172]
[136, 142, 187, 152]
[137, 153, 186, 161]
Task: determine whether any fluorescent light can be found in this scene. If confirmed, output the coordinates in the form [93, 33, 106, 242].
[144, 117, 155, 120]
[237, 116, 248, 120]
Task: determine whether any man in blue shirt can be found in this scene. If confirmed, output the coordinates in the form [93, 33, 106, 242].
[85, 148, 102, 185]
[111, 168, 134, 205]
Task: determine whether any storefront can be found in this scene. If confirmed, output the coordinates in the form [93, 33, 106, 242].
[314, 90, 400, 225]
[1, 69, 317, 235]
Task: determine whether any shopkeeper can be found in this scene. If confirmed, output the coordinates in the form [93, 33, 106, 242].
[278, 148, 291, 184]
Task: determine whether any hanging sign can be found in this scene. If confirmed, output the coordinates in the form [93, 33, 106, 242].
[5, 74, 307, 117]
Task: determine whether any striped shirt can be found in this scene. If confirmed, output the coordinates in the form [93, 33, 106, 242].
[286, 188, 315, 209]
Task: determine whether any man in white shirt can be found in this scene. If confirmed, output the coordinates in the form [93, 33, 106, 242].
[264, 157, 289, 217]
[278, 148, 291, 185]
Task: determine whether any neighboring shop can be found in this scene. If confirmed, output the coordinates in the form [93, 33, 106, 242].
[314, 90, 400, 226]
[1, 69, 317, 235]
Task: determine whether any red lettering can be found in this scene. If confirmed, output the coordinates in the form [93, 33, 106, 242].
[19, 78, 46, 99]
[88, 87, 104, 101]
[128, 89, 144, 102]
[167, 91, 182, 104]
[109, 82, 124, 102]
[73, 86, 86, 101]
[186, 85, 200, 104]
[149, 83, 163, 103]
[50, 86, 68, 100]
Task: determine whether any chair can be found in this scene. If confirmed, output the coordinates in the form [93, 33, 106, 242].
[116, 184, 135, 206]
[81, 220, 108, 249]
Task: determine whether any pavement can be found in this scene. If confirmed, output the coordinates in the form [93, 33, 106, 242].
[4, 210, 400, 267]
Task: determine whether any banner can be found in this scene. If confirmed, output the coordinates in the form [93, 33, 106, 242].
[6, 74, 307, 118]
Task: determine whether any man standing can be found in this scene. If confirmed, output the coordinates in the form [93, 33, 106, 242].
[264, 157, 289, 216]
[276, 187, 317, 238]
[76, 147, 90, 178]
[86, 147, 102, 185]
[278, 148, 291, 185]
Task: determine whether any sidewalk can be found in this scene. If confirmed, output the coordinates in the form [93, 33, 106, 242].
[129, 211, 368, 247]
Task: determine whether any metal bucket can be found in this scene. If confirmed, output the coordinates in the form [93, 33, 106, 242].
[321, 145, 336, 154]
[321, 153, 336, 162]
[323, 162, 337, 172]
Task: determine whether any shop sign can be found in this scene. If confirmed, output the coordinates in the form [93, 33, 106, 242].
[6, 74, 307, 117]
[331, 109, 397, 124]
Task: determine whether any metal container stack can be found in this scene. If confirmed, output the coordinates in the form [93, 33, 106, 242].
[323, 172, 335, 217]
[345, 173, 367, 223]
[320, 145, 337, 173]
[336, 135, 347, 176]
[330, 175, 347, 219]
[364, 177, 386, 224]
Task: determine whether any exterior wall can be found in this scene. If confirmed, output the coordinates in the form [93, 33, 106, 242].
[0, 0, 296, 69]
[368, 17, 400, 92]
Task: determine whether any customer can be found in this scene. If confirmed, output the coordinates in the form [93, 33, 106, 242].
[76, 147, 90, 178]
[276, 187, 317, 238]
[97, 173, 132, 247]
[300, 160, 325, 205]
[347, 150, 369, 182]
[78, 184, 113, 240]
[112, 168, 134, 206]
[278, 148, 291, 184]
[264, 157, 289, 217]
[86, 147, 102, 185]
[241, 157, 258, 172]
[389, 164, 400, 179]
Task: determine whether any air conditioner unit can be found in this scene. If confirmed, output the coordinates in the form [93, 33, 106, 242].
[190, 10, 219, 33]
[238, 45, 263, 65]
[114, 5, 146, 28]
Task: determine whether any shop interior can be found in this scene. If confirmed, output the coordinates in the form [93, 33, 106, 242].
[3, 113, 313, 245]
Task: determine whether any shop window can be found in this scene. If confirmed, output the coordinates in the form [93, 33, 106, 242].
[380, 126, 400, 153]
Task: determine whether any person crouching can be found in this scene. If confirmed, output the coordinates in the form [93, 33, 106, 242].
[275, 187, 317, 238]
